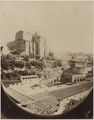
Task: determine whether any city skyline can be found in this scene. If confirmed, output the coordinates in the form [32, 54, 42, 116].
[0, 1, 93, 55]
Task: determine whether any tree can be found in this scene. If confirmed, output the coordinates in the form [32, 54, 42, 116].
[49, 51, 54, 59]
[1, 54, 16, 70]
[10, 48, 24, 55]
[57, 59, 62, 67]
[23, 55, 29, 61]
[14, 61, 24, 68]
[53, 59, 62, 67]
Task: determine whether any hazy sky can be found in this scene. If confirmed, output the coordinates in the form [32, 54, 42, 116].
[0, 1, 93, 54]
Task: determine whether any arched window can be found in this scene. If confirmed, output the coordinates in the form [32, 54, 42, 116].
[74, 79, 76, 83]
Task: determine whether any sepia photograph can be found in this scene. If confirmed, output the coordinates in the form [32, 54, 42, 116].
[0, 1, 93, 119]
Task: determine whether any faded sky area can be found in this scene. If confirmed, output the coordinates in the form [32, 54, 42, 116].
[0, 1, 93, 54]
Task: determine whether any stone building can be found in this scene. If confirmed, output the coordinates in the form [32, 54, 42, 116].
[7, 31, 33, 56]
[7, 31, 47, 59]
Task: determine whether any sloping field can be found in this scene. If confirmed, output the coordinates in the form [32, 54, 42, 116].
[3, 81, 92, 106]
[30, 91, 49, 100]
[48, 81, 92, 100]
[3, 87, 35, 103]
[26, 95, 59, 114]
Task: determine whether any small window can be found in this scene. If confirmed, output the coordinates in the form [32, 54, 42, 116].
[74, 79, 76, 83]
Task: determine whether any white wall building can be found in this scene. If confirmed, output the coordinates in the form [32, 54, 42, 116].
[20, 75, 40, 85]
[40, 37, 46, 58]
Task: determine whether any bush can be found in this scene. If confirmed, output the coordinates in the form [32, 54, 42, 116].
[1, 55, 16, 70]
